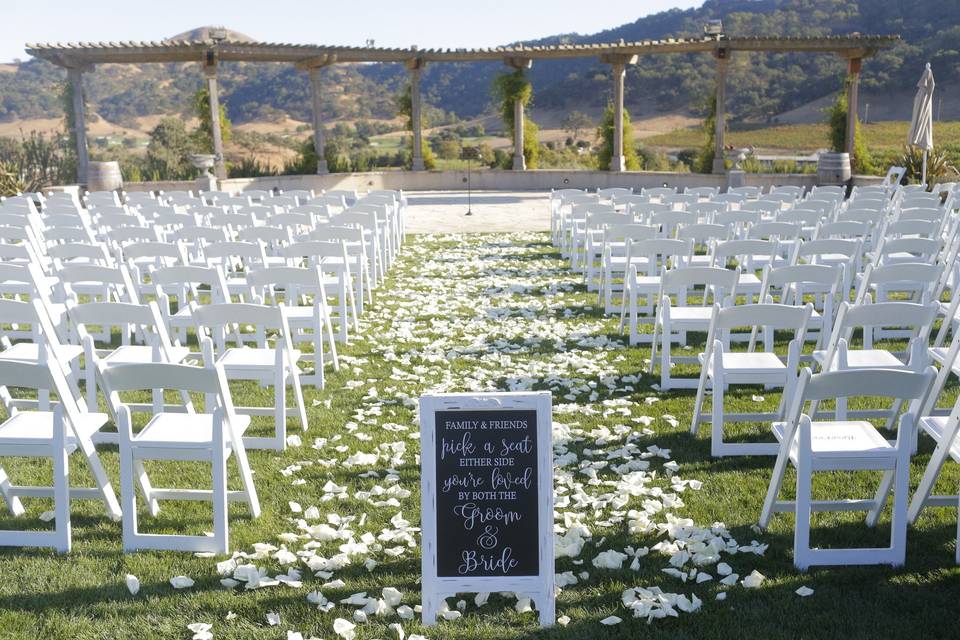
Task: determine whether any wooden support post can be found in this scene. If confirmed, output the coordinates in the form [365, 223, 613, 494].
[204, 55, 226, 180]
[713, 51, 730, 174]
[505, 57, 532, 171]
[309, 67, 329, 174]
[406, 57, 426, 171]
[600, 54, 637, 172]
[846, 56, 862, 158]
[67, 67, 90, 185]
[611, 62, 626, 171]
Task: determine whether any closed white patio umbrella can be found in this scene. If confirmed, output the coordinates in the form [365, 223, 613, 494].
[907, 63, 935, 185]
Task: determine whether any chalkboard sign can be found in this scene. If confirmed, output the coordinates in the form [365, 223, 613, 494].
[420, 392, 554, 627]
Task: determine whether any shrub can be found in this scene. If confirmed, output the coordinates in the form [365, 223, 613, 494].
[595, 103, 640, 171]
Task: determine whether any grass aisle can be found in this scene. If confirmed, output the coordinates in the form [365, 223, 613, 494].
[1, 232, 959, 639]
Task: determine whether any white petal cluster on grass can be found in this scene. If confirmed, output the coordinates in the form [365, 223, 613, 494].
[159, 233, 781, 631]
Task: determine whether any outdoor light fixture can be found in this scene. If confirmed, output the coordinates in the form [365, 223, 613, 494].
[208, 27, 227, 42]
[704, 20, 723, 36]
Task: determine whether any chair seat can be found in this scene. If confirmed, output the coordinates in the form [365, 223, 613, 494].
[218, 347, 301, 369]
[812, 349, 905, 369]
[668, 307, 714, 323]
[0, 343, 83, 364]
[701, 351, 786, 375]
[772, 420, 894, 460]
[134, 413, 250, 449]
[918, 416, 960, 463]
[103, 345, 192, 365]
[0, 411, 108, 445]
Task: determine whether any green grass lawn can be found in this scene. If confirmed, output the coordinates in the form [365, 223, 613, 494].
[644, 120, 960, 154]
[1, 233, 960, 639]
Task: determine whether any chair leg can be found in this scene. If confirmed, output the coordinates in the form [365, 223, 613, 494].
[760, 446, 791, 529]
[889, 451, 910, 566]
[77, 437, 122, 520]
[867, 470, 895, 527]
[231, 440, 261, 518]
[710, 373, 725, 456]
[909, 440, 952, 523]
[52, 425, 71, 554]
[274, 361, 287, 451]
[0, 468, 25, 516]
[691, 369, 709, 435]
[211, 443, 229, 555]
[119, 448, 139, 552]
[132, 460, 159, 517]
[794, 456, 813, 571]
[290, 368, 308, 432]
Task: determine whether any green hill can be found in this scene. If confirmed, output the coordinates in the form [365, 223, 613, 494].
[0, 0, 957, 128]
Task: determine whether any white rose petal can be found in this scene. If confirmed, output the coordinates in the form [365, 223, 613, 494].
[170, 576, 194, 589]
[742, 570, 765, 589]
[125, 574, 140, 596]
[600, 615, 622, 625]
[796, 586, 814, 597]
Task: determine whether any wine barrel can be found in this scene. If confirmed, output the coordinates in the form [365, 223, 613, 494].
[86, 161, 123, 192]
[817, 152, 851, 186]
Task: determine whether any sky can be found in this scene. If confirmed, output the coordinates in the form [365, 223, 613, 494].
[3, 0, 703, 63]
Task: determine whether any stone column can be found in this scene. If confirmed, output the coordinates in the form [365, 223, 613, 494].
[845, 56, 862, 157]
[309, 66, 329, 174]
[600, 54, 637, 172]
[513, 97, 526, 171]
[504, 57, 532, 171]
[67, 67, 90, 185]
[204, 57, 226, 180]
[713, 52, 730, 174]
[406, 57, 426, 171]
[610, 62, 626, 171]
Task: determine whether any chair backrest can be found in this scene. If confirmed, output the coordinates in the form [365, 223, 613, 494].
[783, 366, 936, 433]
[828, 300, 937, 354]
[99, 361, 238, 430]
[245, 266, 328, 306]
[0, 351, 86, 427]
[855, 261, 943, 303]
[659, 266, 739, 304]
[68, 300, 178, 354]
[627, 238, 692, 275]
[56, 264, 139, 304]
[193, 301, 292, 353]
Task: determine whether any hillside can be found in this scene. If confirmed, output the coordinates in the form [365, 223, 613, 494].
[0, 0, 957, 133]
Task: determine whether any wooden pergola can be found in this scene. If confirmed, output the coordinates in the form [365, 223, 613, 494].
[26, 33, 899, 181]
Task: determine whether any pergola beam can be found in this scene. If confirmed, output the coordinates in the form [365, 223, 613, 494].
[26, 35, 898, 68]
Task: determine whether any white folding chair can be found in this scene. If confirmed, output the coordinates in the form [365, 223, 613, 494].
[193, 302, 308, 451]
[99, 361, 260, 553]
[759, 367, 936, 569]
[0, 351, 122, 553]
[246, 266, 339, 389]
[691, 302, 812, 456]
[648, 266, 739, 390]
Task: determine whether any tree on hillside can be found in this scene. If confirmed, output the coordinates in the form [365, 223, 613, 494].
[491, 70, 539, 169]
[146, 117, 197, 180]
[596, 103, 640, 171]
[395, 84, 436, 170]
[562, 111, 592, 140]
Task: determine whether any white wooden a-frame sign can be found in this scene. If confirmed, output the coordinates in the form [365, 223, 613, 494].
[420, 391, 555, 626]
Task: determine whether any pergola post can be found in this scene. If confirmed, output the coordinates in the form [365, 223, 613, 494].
[67, 66, 90, 185]
[406, 56, 426, 171]
[845, 56, 862, 157]
[713, 50, 730, 174]
[309, 66, 330, 174]
[505, 57, 532, 171]
[203, 55, 226, 180]
[600, 54, 638, 172]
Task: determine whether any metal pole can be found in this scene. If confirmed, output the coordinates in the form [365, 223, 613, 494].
[922, 149, 928, 186]
[465, 156, 473, 216]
